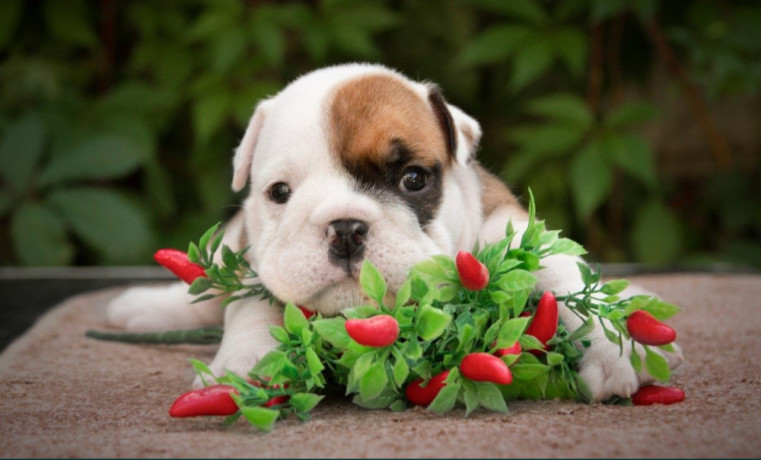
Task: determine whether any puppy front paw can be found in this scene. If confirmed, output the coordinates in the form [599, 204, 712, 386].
[578, 341, 640, 402]
[191, 336, 279, 388]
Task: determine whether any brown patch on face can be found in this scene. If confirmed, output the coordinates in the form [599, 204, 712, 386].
[329, 74, 450, 170]
[328, 74, 452, 226]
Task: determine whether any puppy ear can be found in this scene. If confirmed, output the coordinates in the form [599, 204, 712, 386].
[427, 86, 482, 165]
[232, 98, 273, 192]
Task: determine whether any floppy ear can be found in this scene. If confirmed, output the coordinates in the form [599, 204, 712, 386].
[427, 86, 482, 166]
[231, 98, 273, 192]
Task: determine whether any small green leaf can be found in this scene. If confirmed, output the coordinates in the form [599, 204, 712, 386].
[392, 355, 410, 387]
[359, 362, 388, 400]
[290, 392, 324, 413]
[629, 348, 642, 373]
[239, 406, 279, 432]
[497, 317, 530, 349]
[498, 269, 537, 292]
[416, 305, 452, 341]
[359, 259, 387, 306]
[283, 303, 308, 335]
[601, 280, 630, 295]
[570, 140, 612, 219]
[394, 278, 412, 309]
[607, 101, 658, 128]
[510, 363, 549, 380]
[0, 114, 47, 192]
[463, 380, 480, 415]
[427, 382, 461, 414]
[476, 382, 509, 413]
[11, 202, 73, 266]
[268, 326, 289, 344]
[577, 262, 601, 286]
[189, 358, 215, 386]
[402, 339, 423, 360]
[548, 238, 587, 256]
[306, 346, 325, 377]
[524, 93, 592, 128]
[188, 277, 213, 295]
[511, 34, 554, 91]
[546, 352, 564, 367]
[567, 317, 595, 342]
[644, 347, 670, 382]
[312, 318, 351, 349]
[609, 135, 658, 190]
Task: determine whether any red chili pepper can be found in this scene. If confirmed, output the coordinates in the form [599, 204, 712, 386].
[169, 384, 239, 417]
[525, 291, 558, 349]
[455, 251, 489, 291]
[626, 310, 677, 346]
[460, 352, 513, 385]
[405, 370, 450, 406]
[345, 315, 400, 347]
[494, 341, 522, 358]
[631, 385, 685, 405]
[298, 305, 315, 319]
[154, 249, 207, 285]
[263, 395, 290, 407]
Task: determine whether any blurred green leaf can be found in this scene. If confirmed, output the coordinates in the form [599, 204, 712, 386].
[606, 101, 659, 129]
[508, 124, 586, 155]
[47, 187, 154, 263]
[43, 0, 98, 49]
[468, 0, 547, 25]
[590, 0, 627, 23]
[511, 35, 554, 91]
[0, 114, 47, 193]
[570, 140, 612, 219]
[553, 27, 587, 76]
[609, 135, 658, 190]
[250, 21, 284, 68]
[455, 25, 531, 68]
[11, 202, 74, 266]
[192, 92, 231, 144]
[38, 135, 147, 186]
[524, 93, 593, 128]
[0, 0, 23, 49]
[631, 200, 683, 264]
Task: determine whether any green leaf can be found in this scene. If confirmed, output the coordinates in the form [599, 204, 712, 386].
[547, 238, 587, 256]
[359, 362, 388, 400]
[416, 305, 452, 341]
[462, 380, 480, 415]
[498, 269, 537, 292]
[0, 0, 22, 48]
[608, 135, 658, 190]
[192, 92, 230, 144]
[306, 347, 325, 377]
[392, 354, 410, 387]
[0, 114, 47, 192]
[567, 317, 595, 342]
[187, 277, 213, 295]
[570, 140, 612, 219]
[519, 334, 546, 352]
[427, 382, 461, 414]
[312, 318, 351, 349]
[607, 101, 658, 128]
[476, 382, 509, 413]
[553, 27, 587, 77]
[402, 339, 423, 360]
[289, 393, 324, 413]
[268, 325, 289, 344]
[394, 278, 412, 309]
[601, 280, 630, 295]
[359, 259, 387, 305]
[189, 358, 215, 386]
[511, 35, 554, 91]
[497, 317, 530, 349]
[510, 363, 548, 380]
[47, 187, 153, 263]
[577, 262, 601, 286]
[239, 406, 279, 432]
[629, 348, 642, 373]
[644, 347, 670, 382]
[39, 134, 147, 186]
[251, 20, 284, 68]
[43, 0, 98, 48]
[508, 123, 587, 155]
[283, 303, 308, 336]
[11, 202, 73, 266]
[525, 93, 592, 128]
[455, 25, 530, 68]
[631, 201, 683, 264]
[546, 352, 565, 367]
[640, 298, 681, 321]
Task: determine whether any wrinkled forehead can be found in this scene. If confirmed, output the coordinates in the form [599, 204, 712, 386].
[251, 67, 450, 176]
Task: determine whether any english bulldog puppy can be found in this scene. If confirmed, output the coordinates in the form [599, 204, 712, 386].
[105, 63, 682, 401]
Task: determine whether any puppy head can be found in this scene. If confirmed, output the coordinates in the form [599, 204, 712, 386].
[232, 64, 482, 315]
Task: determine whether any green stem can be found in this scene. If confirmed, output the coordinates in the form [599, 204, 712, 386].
[85, 326, 224, 344]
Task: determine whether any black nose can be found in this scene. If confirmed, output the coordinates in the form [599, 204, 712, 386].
[327, 219, 368, 265]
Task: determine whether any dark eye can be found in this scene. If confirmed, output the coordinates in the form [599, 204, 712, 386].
[268, 182, 291, 204]
[400, 167, 428, 192]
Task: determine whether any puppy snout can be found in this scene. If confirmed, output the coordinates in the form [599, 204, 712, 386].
[327, 219, 368, 264]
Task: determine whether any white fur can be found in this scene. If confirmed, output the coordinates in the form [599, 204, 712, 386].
[105, 64, 682, 398]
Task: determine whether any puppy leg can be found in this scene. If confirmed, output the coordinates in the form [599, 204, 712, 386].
[105, 282, 224, 332]
[193, 298, 283, 387]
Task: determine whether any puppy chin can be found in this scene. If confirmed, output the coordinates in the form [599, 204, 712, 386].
[304, 280, 367, 317]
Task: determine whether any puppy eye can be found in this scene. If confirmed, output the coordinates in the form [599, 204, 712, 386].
[399, 167, 428, 192]
[268, 182, 291, 204]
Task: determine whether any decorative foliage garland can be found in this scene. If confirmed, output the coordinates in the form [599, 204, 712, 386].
[92, 192, 685, 431]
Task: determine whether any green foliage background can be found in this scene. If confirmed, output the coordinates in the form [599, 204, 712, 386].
[1, 0, 759, 268]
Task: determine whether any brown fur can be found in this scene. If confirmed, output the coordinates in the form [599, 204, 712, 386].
[328, 74, 450, 170]
[473, 163, 527, 219]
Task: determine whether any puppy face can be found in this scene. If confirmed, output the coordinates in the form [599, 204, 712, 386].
[232, 65, 483, 315]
